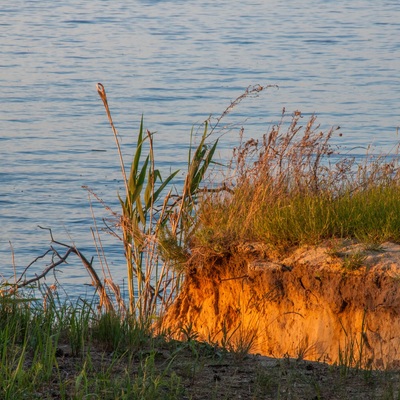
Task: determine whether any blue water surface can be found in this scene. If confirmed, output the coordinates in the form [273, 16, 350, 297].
[1, 0, 399, 298]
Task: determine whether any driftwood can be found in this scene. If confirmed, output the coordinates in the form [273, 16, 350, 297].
[4, 226, 169, 315]
[8, 227, 114, 312]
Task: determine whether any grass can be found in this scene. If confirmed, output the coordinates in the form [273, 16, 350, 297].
[0, 288, 183, 399]
[3, 85, 400, 397]
[194, 110, 400, 256]
[95, 83, 218, 323]
[1, 289, 400, 399]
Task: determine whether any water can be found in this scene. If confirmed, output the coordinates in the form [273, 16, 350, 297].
[1, 0, 400, 298]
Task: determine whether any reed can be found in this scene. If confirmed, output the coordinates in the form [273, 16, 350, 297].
[3, 86, 400, 398]
[96, 83, 218, 324]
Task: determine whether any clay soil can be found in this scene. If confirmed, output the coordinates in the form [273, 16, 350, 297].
[162, 240, 400, 370]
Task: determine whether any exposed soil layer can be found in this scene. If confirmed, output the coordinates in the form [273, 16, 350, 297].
[162, 241, 400, 369]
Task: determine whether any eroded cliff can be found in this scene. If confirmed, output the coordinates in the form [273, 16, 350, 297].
[162, 241, 400, 369]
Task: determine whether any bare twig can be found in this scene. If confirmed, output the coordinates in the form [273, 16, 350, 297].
[15, 247, 73, 289]
[15, 248, 53, 286]
[7, 227, 115, 312]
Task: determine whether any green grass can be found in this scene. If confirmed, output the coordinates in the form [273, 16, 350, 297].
[194, 111, 400, 255]
[1, 289, 400, 400]
[0, 289, 185, 399]
[4, 86, 400, 398]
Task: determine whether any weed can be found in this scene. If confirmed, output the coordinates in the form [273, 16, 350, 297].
[180, 322, 200, 343]
[96, 83, 221, 324]
[364, 242, 385, 252]
[214, 320, 258, 361]
[342, 251, 367, 271]
[194, 109, 400, 255]
[337, 310, 368, 374]
[5, 84, 400, 398]
[131, 351, 184, 399]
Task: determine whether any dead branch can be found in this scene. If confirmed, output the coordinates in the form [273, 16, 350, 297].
[15, 247, 73, 289]
[8, 227, 114, 312]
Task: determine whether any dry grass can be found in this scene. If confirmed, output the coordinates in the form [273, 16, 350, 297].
[4, 86, 400, 398]
[194, 109, 400, 256]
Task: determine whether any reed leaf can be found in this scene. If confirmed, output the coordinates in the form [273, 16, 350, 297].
[148, 170, 180, 209]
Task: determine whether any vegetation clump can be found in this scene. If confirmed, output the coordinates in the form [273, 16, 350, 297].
[194, 110, 400, 256]
[3, 84, 400, 398]
[1, 290, 400, 399]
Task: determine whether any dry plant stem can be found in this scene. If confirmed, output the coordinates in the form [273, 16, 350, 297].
[207, 84, 278, 137]
[96, 82, 136, 314]
[96, 83, 130, 204]
[87, 193, 113, 279]
[87, 192, 127, 314]
[90, 225, 126, 314]
[9, 227, 114, 312]
[91, 84, 270, 320]
[96, 83, 136, 314]
[83, 186, 120, 217]
[8, 241, 17, 283]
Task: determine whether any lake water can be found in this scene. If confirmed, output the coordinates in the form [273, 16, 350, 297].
[1, 0, 400, 299]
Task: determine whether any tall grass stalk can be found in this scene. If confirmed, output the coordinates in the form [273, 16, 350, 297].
[96, 83, 218, 323]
